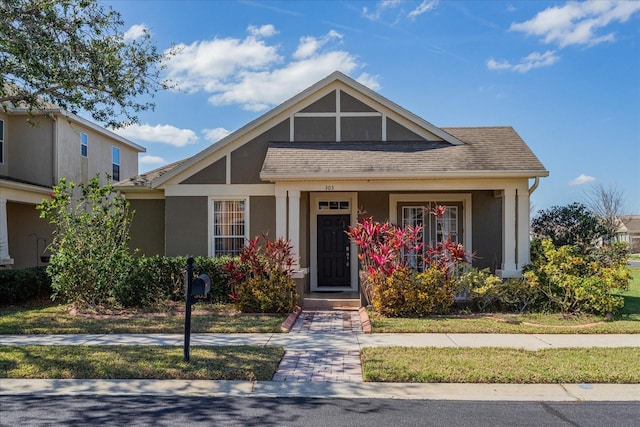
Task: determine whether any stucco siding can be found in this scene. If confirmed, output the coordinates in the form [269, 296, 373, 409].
[7, 201, 53, 269]
[231, 119, 289, 184]
[471, 190, 502, 271]
[165, 196, 208, 257]
[293, 117, 336, 142]
[129, 199, 165, 256]
[6, 116, 54, 186]
[358, 191, 390, 222]
[249, 196, 276, 239]
[386, 118, 429, 141]
[341, 117, 382, 142]
[181, 157, 226, 184]
[340, 90, 377, 112]
[301, 92, 336, 112]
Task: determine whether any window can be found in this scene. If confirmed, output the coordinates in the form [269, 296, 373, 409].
[80, 133, 88, 157]
[212, 200, 246, 257]
[0, 119, 4, 164]
[112, 146, 120, 181]
[401, 203, 459, 271]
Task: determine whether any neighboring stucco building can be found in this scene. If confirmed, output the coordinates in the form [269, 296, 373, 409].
[118, 72, 548, 299]
[0, 106, 144, 269]
[616, 216, 640, 253]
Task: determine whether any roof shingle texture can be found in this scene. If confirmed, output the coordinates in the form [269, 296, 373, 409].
[261, 127, 547, 178]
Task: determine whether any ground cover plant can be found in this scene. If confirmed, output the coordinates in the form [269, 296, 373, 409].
[0, 345, 284, 381]
[361, 347, 640, 383]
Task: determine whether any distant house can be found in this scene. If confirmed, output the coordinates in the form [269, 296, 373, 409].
[117, 71, 548, 301]
[616, 216, 640, 253]
[0, 106, 144, 269]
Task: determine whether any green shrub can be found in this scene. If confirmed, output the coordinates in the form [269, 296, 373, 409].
[114, 256, 233, 308]
[0, 266, 52, 305]
[235, 269, 297, 313]
[372, 266, 456, 317]
[457, 268, 502, 312]
[524, 239, 629, 315]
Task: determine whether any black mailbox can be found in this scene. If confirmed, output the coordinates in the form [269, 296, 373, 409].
[191, 274, 210, 298]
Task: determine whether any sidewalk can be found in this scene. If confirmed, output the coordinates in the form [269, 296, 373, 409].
[1, 310, 639, 400]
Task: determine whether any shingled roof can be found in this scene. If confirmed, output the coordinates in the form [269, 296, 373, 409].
[260, 126, 548, 181]
[116, 159, 187, 187]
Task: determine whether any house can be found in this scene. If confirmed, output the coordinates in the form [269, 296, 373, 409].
[117, 71, 548, 302]
[0, 106, 145, 269]
[615, 216, 640, 253]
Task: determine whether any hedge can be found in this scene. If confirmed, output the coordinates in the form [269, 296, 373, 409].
[0, 266, 52, 305]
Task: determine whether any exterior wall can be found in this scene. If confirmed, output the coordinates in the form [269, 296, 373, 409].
[249, 196, 276, 239]
[5, 116, 55, 187]
[341, 117, 382, 141]
[56, 119, 139, 185]
[165, 196, 208, 257]
[7, 201, 54, 269]
[471, 190, 502, 271]
[129, 199, 165, 256]
[181, 157, 226, 184]
[340, 91, 376, 112]
[301, 92, 335, 112]
[358, 191, 390, 221]
[0, 112, 8, 177]
[386, 118, 428, 141]
[293, 117, 335, 142]
[231, 119, 289, 184]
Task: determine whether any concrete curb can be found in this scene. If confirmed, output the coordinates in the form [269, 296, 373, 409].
[358, 307, 372, 333]
[2, 379, 638, 401]
[280, 305, 302, 332]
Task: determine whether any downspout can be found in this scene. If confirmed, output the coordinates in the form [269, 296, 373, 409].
[528, 176, 540, 195]
[51, 114, 58, 185]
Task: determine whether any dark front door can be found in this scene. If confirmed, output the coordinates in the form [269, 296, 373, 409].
[317, 214, 350, 287]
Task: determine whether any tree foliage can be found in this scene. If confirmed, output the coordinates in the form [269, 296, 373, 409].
[585, 183, 627, 243]
[531, 203, 606, 254]
[0, 0, 169, 128]
[37, 175, 134, 309]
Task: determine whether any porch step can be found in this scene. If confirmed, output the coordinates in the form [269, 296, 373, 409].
[303, 292, 361, 310]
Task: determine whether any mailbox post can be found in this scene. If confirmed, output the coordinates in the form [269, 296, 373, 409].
[184, 257, 210, 362]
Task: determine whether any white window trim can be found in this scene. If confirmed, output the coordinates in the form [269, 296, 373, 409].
[208, 197, 250, 257]
[111, 146, 120, 181]
[309, 191, 358, 292]
[389, 193, 472, 258]
[80, 132, 88, 157]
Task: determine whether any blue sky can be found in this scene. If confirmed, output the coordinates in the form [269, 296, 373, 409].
[108, 0, 640, 214]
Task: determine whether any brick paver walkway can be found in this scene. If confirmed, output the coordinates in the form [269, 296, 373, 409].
[273, 310, 363, 382]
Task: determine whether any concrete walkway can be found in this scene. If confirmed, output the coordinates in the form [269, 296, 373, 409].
[1, 309, 639, 400]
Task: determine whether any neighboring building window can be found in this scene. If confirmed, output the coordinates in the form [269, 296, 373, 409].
[112, 146, 120, 181]
[401, 203, 459, 271]
[80, 133, 88, 157]
[212, 200, 246, 257]
[0, 119, 4, 164]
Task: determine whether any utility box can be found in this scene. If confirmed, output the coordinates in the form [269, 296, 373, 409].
[191, 274, 210, 299]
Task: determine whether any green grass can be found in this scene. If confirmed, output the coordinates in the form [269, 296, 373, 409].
[0, 345, 284, 380]
[371, 267, 640, 334]
[361, 347, 640, 383]
[0, 303, 287, 334]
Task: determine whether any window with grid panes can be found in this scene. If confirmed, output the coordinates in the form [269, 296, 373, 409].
[212, 200, 246, 256]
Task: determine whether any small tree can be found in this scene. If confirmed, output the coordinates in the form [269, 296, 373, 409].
[585, 183, 627, 243]
[531, 203, 606, 254]
[1, 0, 169, 128]
[37, 175, 134, 310]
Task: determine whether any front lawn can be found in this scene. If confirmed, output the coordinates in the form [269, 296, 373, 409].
[370, 267, 640, 334]
[0, 345, 284, 380]
[0, 303, 286, 334]
[361, 347, 640, 383]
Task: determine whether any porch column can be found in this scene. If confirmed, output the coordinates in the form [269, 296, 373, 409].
[287, 190, 301, 269]
[275, 187, 288, 240]
[516, 186, 531, 269]
[500, 187, 517, 276]
[0, 197, 11, 262]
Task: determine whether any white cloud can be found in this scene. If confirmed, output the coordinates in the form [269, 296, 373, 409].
[487, 50, 559, 73]
[202, 127, 232, 142]
[408, 0, 439, 20]
[294, 30, 342, 60]
[247, 24, 278, 38]
[115, 123, 198, 147]
[510, 0, 640, 48]
[165, 26, 378, 112]
[356, 72, 382, 91]
[123, 24, 148, 41]
[569, 173, 596, 186]
[139, 155, 167, 166]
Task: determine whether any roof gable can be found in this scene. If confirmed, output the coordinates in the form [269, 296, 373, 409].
[150, 71, 465, 188]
